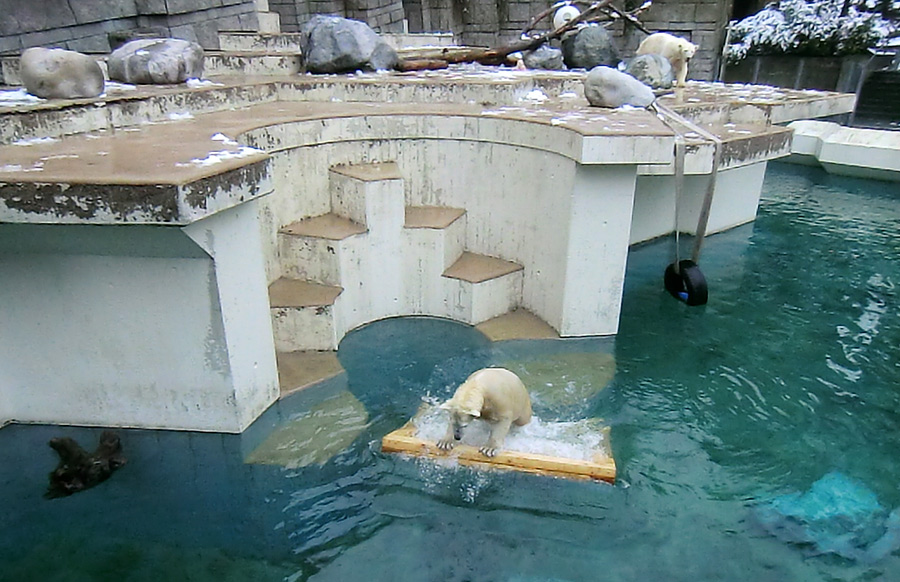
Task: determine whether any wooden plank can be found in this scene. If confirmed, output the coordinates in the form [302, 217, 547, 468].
[381, 423, 616, 483]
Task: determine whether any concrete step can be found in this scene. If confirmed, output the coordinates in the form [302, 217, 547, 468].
[382, 32, 459, 50]
[217, 32, 302, 53]
[275, 349, 344, 397]
[403, 205, 466, 314]
[204, 51, 301, 76]
[442, 252, 524, 324]
[327, 162, 406, 332]
[257, 11, 282, 34]
[278, 213, 366, 285]
[329, 161, 405, 229]
[269, 278, 343, 351]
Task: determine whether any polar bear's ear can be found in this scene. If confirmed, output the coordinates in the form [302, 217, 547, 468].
[463, 407, 481, 418]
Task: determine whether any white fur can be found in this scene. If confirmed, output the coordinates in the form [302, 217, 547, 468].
[437, 367, 532, 457]
[636, 32, 697, 87]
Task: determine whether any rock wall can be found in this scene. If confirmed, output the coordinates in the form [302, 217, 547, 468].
[0, 0, 261, 56]
[273, 0, 732, 80]
[1, 0, 733, 81]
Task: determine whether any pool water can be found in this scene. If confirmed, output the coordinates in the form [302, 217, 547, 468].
[1, 162, 898, 581]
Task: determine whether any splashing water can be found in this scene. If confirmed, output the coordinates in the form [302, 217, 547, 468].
[412, 404, 610, 461]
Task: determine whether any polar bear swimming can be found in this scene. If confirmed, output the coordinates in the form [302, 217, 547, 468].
[636, 32, 698, 87]
[437, 367, 532, 457]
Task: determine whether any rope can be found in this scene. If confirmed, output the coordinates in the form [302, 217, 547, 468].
[650, 101, 724, 266]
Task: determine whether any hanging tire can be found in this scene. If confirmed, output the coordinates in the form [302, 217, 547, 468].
[664, 259, 708, 306]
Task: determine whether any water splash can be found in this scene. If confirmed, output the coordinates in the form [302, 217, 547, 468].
[412, 404, 610, 462]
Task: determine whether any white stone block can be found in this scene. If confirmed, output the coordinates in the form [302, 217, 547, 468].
[257, 11, 281, 34]
[278, 235, 343, 286]
[272, 306, 337, 351]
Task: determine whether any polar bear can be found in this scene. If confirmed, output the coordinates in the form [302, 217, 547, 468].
[636, 32, 697, 87]
[437, 367, 532, 457]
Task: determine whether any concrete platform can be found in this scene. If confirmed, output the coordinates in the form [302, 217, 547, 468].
[476, 309, 560, 341]
[787, 120, 900, 181]
[275, 350, 345, 397]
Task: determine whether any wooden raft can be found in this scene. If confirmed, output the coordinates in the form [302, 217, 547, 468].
[381, 422, 616, 484]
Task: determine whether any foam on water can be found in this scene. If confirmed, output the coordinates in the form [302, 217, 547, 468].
[411, 403, 609, 461]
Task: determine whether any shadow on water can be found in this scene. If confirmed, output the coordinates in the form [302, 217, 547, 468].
[1, 163, 899, 581]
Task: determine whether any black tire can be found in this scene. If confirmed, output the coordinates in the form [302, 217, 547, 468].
[664, 259, 708, 306]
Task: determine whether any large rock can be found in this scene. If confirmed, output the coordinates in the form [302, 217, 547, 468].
[561, 25, 619, 70]
[523, 45, 565, 71]
[300, 15, 398, 74]
[584, 66, 655, 109]
[108, 38, 204, 84]
[625, 53, 674, 90]
[19, 47, 104, 99]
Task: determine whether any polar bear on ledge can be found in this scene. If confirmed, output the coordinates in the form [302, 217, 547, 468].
[636, 32, 698, 87]
[437, 367, 532, 457]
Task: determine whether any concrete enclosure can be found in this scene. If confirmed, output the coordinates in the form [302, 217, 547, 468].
[0, 57, 854, 432]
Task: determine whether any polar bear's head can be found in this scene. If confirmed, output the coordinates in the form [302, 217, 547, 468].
[679, 39, 698, 61]
[441, 385, 484, 439]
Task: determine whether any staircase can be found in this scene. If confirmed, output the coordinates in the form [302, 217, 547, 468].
[268, 161, 524, 352]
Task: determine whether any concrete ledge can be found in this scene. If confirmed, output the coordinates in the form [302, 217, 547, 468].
[404, 206, 465, 229]
[281, 213, 367, 240]
[786, 120, 900, 181]
[268, 278, 342, 307]
[0, 159, 272, 225]
[443, 251, 523, 284]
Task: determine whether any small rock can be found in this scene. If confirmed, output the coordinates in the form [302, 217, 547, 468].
[108, 38, 204, 85]
[561, 25, 620, 70]
[300, 15, 398, 74]
[523, 45, 565, 71]
[18, 47, 105, 100]
[584, 66, 655, 108]
[625, 54, 674, 89]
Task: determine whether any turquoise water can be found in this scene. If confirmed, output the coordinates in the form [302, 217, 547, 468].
[1, 162, 898, 581]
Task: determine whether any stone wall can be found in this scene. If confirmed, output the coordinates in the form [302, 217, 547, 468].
[1, 0, 733, 80]
[619, 0, 733, 82]
[273, 0, 732, 80]
[0, 0, 262, 56]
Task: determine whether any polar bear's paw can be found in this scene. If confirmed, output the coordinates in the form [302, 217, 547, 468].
[479, 446, 499, 457]
[436, 438, 456, 451]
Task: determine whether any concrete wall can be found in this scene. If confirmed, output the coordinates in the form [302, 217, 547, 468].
[0, 201, 279, 432]
[630, 162, 768, 245]
[0, 0, 261, 55]
[255, 132, 649, 336]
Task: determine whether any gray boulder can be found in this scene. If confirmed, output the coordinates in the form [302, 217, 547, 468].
[300, 15, 398, 74]
[523, 45, 565, 71]
[625, 54, 674, 90]
[584, 66, 655, 108]
[108, 38, 204, 84]
[19, 47, 104, 99]
[561, 25, 619, 70]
